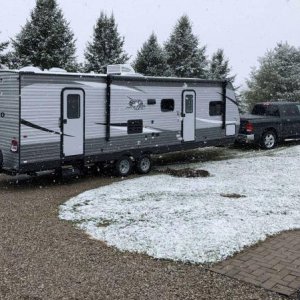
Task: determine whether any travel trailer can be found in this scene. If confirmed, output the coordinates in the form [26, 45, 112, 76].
[0, 65, 240, 176]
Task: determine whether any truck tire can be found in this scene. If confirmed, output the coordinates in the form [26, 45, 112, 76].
[115, 156, 133, 177]
[260, 130, 277, 149]
[136, 155, 152, 174]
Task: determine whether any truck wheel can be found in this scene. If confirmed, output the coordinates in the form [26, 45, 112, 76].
[115, 156, 132, 177]
[261, 130, 277, 149]
[136, 155, 152, 174]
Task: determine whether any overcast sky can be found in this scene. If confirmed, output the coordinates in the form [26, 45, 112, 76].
[0, 0, 299, 87]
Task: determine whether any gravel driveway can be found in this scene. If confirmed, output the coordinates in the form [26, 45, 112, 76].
[0, 171, 289, 300]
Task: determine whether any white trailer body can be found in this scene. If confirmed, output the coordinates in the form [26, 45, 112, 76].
[0, 69, 240, 175]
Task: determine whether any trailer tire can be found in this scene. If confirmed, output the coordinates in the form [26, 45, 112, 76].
[54, 168, 63, 178]
[115, 156, 133, 177]
[136, 155, 152, 174]
[260, 130, 277, 150]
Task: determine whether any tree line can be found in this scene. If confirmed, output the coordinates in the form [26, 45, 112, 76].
[0, 0, 234, 79]
[1, 0, 300, 110]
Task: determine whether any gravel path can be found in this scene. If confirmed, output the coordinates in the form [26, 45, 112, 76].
[0, 172, 290, 300]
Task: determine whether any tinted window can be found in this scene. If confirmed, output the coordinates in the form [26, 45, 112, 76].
[185, 95, 194, 113]
[252, 104, 280, 117]
[147, 99, 156, 105]
[161, 99, 174, 112]
[281, 104, 300, 117]
[67, 94, 80, 119]
[209, 101, 223, 116]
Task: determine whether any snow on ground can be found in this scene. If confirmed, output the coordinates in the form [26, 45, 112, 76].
[59, 145, 300, 263]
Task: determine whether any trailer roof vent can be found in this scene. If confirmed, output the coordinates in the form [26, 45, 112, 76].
[49, 68, 67, 73]
[19, 66, 42, 73]
[107, 64, 142, 76]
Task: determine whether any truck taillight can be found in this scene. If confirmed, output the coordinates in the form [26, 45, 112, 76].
[11, 138, 18, 153]
[245, 122, 254, 133]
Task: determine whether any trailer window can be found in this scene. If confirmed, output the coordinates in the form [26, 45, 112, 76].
[147, 99, 156, 105]
[161, 99, 174, 112]
[185, 95, 194, 113]
[67, 94, 80, 119]
[209, 101, 223, 116]
[127, 119, 143, 134]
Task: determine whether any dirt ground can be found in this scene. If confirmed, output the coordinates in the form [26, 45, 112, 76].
[0, 168, 292, 300]
[0, 175, 285, 300]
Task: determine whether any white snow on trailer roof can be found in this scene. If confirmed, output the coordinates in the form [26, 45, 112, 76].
[0, 68, 226, 84]
[59, 145, 300, 264]
[0, 67, 107, 78]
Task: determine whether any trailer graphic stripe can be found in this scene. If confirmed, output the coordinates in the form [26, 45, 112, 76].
[95, 122, 127, 127]
[21, 119, 74, 137]
[95, 122, 162, 133]
[196, 118, 236, 124]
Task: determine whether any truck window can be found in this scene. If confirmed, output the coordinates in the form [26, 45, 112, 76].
[252, 104, 280, 117]
[281, 104, 300, 117]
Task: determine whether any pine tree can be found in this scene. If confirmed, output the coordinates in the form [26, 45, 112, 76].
[164, 15, 208, 78]
[243, 42, 300, 109]
[133, 33, 170, 76]
[0, 37, 9, 68]
[209, 49, 235, 83]
[11, 0, 77, 71]
[84, 12, 129, 74]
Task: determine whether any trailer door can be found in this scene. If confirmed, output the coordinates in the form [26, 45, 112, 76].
[62, 89, 84, 157]
[182, 90, 196, 142]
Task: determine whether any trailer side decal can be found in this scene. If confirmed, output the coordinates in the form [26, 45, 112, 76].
[127, 97, 145, 110]
[95, 122, 162, 133]
[21, 119, 74, 137]
[95, 122, 127, 127]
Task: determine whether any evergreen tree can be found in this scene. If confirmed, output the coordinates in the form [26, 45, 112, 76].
[209, 49, 235, 83]
[164, 15, 208, 78]
[11, 0, 77, 71]
[243, 42, 300, 109]
[84, 12, 129, 74]
[0, 36, 9, 68]
[133, 33, 170, 76]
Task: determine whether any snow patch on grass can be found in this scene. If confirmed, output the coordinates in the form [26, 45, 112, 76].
[59, 146, 300, 263]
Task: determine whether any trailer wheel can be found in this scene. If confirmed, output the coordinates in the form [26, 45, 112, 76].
[54, 168, 63, 177]
[260, 130, 277, 149]
[115, 156, 133, 177]
[136, 155, 152, 174]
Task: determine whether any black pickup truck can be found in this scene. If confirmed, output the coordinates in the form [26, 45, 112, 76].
[237, 102, 300, 149]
